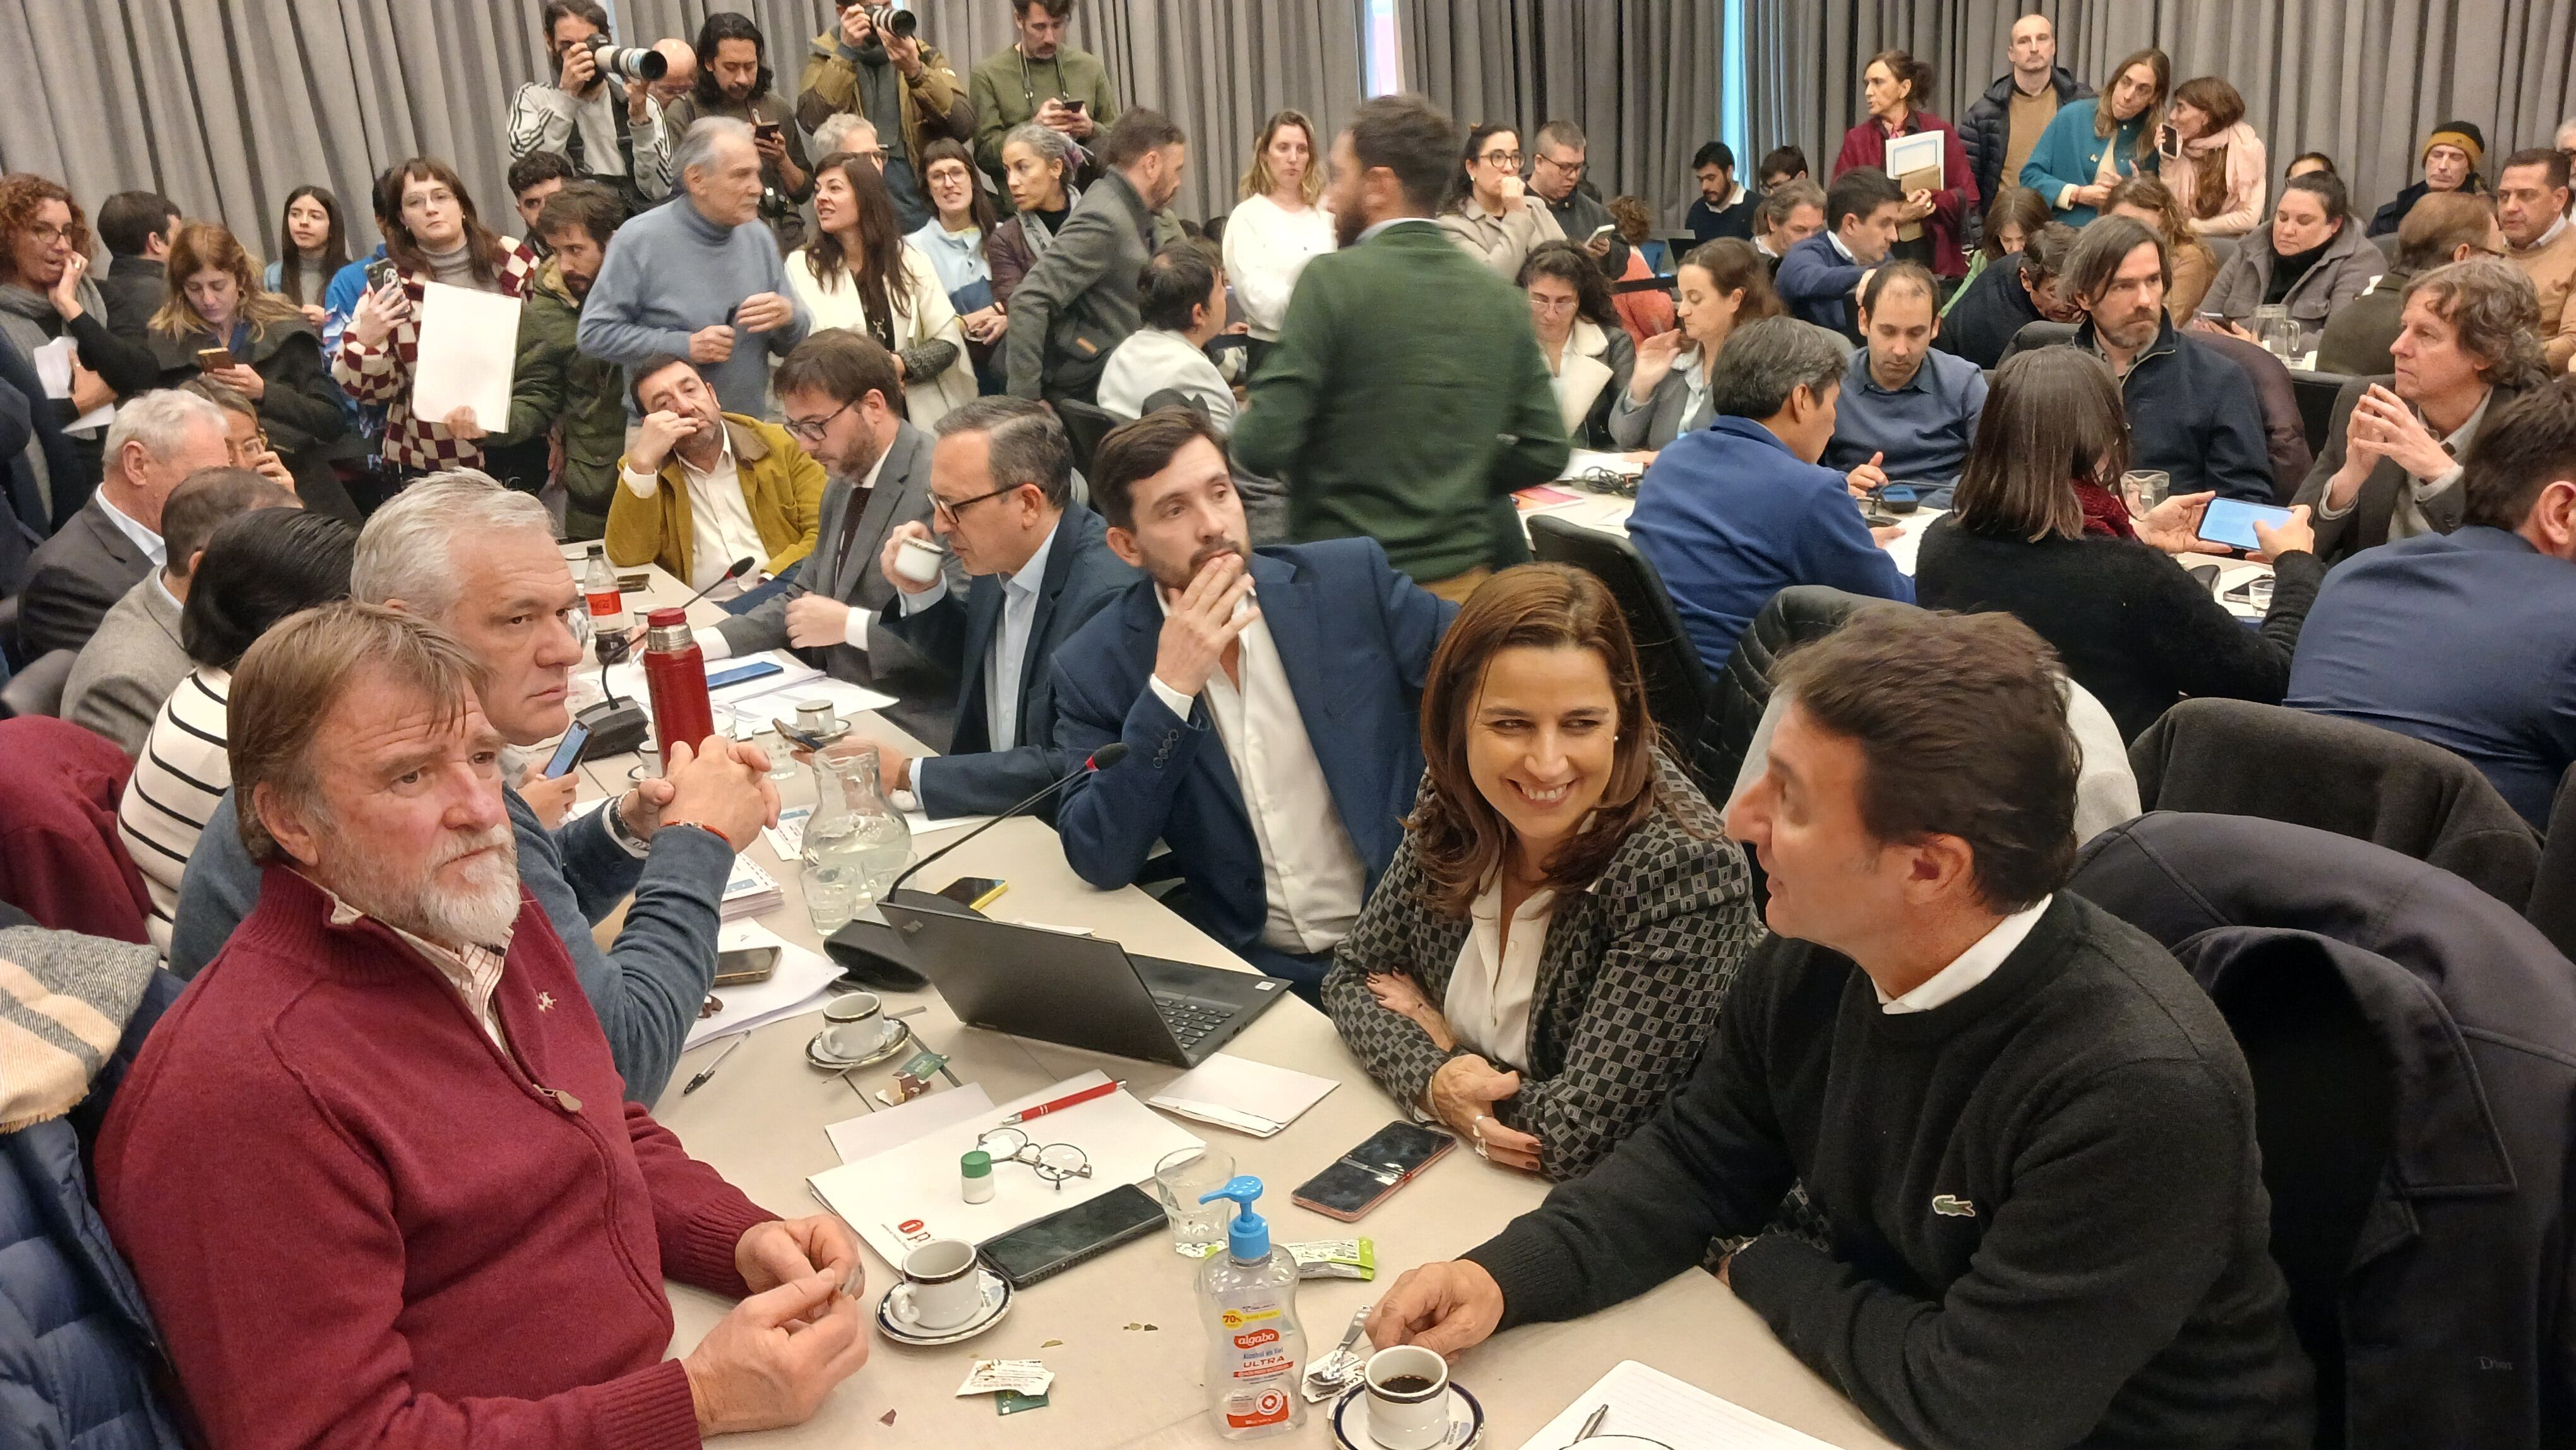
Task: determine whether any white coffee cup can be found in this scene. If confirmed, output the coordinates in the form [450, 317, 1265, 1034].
[1362, 1345, 1450, 1450]
[898, 1238, 984, 1330]
[896, 534, 945, 585]
[821, 991, 891, 1059]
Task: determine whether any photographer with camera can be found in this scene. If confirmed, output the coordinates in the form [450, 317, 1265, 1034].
[508, 0, 675, 212]
[796, 2, 974, 234]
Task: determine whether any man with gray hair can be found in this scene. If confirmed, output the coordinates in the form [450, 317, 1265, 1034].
[1623, 316, 1914, 671]
[580, 115, 810, 419]
[102, 601, 872, 1450]
[172, 470, 780, 1103]
[20, 389, 232, 659]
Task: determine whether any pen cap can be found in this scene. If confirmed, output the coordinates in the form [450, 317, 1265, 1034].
[1198, 1174, 1270, 1262]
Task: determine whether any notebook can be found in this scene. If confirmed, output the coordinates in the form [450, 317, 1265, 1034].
[1148, 1053, 1338, 1137]
[1514, 1360, 1846, 1450]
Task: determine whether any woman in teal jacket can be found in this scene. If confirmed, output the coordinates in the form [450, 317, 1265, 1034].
[2021, 49, 2170, 226]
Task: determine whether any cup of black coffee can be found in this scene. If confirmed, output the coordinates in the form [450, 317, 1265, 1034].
[1363, 1345, 1450, 1449]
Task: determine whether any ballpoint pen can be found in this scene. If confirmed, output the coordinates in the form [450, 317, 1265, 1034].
[999, 1078, 1123, 1125]
[682, 1034, 747, 1094]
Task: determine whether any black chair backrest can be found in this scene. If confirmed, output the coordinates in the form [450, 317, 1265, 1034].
[2291, 370, 2356, 453]
[1527, 514, 1719, 785]
[2531, 762, 2576, 961]
[1137, 388, 1205, 422]
[2208, 941, 2396, 1450]
[1710, 585, 1880, 791]
[0, 648, 76, 719]
[2191, 330, 2315, 502]
[1997, 318, 2080, 364]
[1053, 397, 1120, 480]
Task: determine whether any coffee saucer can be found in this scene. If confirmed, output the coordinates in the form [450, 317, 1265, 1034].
[806, 1018, 911, 1072]
[874, 1267, 1013, 1346]
[1330, 1381, 1484, 1450]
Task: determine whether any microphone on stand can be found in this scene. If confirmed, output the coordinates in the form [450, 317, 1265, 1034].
[580, 558, 755, 754]
[674, 555, 761, 614]
[825, 743, 1131, 992]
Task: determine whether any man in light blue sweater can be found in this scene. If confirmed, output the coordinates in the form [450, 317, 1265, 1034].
[166, 475, 780, 1104]
[580, 116, 810, 417]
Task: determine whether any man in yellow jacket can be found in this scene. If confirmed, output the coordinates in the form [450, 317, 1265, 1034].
[608, 354, 825, 589]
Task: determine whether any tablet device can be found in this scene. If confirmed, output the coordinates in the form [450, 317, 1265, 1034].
[2196, 498, 2294, 553]
[977, 1183, 1164, 1288]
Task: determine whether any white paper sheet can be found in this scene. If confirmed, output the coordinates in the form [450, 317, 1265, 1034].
[808, 1070, 1205, 1267]
[684, 919, 840, 1048]
[733, 674, 897, 720]
[33, 336, 112, 432]
[1148, 1053, 1339, 1137]
[1514, 1360, 1846, 1450]
[1884, 130, 1944, 189]
[409, 280, 522, 433]
[825, 1082, 996, 1163]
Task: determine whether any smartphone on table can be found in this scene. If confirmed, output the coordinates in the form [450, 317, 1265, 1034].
[937, 875, 1008, 911]
[2195, 498, 2297, 555]
[1291, 1120, 1456, 1223]
[713, 944, 780, 987]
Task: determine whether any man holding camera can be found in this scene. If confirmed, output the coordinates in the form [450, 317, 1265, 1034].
[797, 3, 974, 233]
[508, 0, 674, 212]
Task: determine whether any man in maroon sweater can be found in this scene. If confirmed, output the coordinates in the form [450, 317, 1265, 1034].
[98, 602, 871, 1448]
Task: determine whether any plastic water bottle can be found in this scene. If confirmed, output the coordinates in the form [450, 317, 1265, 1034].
[1196, 1176, 1308, 1439]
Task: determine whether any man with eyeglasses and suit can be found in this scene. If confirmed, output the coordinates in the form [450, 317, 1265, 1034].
[706, 328, 961, 682]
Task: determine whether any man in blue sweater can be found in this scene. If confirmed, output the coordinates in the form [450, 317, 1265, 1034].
[580, 116, 809, 418]
[168, 473, 779, 1103]
[1625, 316, 1914, 674]
[2287, 378, 2576, 828]
[1776, 168, 1902, 341]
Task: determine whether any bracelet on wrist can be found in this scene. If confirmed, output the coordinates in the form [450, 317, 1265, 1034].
[655, 819, 737, 849]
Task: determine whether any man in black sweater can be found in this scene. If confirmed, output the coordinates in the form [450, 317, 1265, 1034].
[1368, 608, 2312, 1450]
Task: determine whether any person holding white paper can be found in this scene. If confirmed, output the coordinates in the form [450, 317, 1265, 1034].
[1831, 49, 1977, 284]
[335, 157, 540, 483]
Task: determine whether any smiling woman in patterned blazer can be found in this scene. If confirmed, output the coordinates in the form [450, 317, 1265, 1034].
[1321, 564, 1762, 1182]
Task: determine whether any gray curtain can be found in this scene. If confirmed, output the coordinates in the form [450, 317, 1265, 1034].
[1747, 0, 2576, 225]
[1398, 0, 1723, 222]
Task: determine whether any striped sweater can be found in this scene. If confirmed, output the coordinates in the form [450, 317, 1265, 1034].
[117, 668, 230, 957]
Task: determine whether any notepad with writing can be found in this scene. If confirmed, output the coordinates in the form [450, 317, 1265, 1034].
[1513, 1360, 1846, 1450]
[1148, 1053, 1337, 1137]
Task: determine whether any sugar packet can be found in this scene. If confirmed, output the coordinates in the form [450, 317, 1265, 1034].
[957, 1359, 1055, 1398]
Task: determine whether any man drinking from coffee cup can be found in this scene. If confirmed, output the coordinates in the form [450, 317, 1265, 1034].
[845, 395, 1139, 820]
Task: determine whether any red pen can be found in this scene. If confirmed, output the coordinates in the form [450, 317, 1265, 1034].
[1000, 1079, 1124, 1125]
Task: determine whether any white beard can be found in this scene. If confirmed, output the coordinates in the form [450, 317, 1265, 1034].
[323, 822, 523, 949]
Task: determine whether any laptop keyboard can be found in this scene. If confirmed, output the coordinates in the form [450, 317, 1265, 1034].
[1153, 993, 1231, 1049]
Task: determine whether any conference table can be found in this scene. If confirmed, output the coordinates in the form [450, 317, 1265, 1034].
[569, 553, 1899, 1450]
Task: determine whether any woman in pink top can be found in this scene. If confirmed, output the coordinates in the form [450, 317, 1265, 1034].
[2159, 77, 2269, 237]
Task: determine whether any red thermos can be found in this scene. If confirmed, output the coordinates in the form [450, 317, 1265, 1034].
[641, 606, 714, 770]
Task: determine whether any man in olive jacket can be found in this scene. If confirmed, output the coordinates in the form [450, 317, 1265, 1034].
[496, 184, 629, 539]
[794, 6, 972, 232]
[1234, 96, 1570, 598]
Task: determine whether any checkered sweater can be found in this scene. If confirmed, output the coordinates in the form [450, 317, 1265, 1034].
[1321, 753, 1760, 1180]
[333, 242, 540, 472]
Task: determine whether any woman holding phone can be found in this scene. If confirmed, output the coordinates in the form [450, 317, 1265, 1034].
[1914, 349, 2323, 742]
[1321, 565, 1758, 1182]
[147, 222, 357, 520]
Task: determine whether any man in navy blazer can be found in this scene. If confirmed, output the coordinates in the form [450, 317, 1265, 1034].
[1775, 169, 1904, 342]
[1051, 408, 1455, 994]
[2286, 378, 2576, 829]
[861, 398, 1140, 820]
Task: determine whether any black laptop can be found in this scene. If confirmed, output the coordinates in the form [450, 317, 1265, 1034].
[877, 900, 1289, 1067]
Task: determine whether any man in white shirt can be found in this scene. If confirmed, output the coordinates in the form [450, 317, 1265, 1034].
[612, 355, 823, 592]
[506, 0, 674, 210]
[1050, 408, 1455, 995]
[21, 389, 232, 659]
[857, 398, 1139, 818]
[1096, 242, 1239, 429]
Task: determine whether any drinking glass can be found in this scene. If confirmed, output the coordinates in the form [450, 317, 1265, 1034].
[2120, 470, 2171, 520]
[1152, 1146, 1237, 1257]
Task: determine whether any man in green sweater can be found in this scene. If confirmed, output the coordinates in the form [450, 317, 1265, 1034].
[494, 183, 628, 541]
[968, 0, 1120, 186]
[1232, 95, 1568, 598]
[1366, 608, 2313, 1450]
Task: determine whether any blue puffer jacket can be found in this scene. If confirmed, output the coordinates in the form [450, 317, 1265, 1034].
[0, 962, 184, 1450]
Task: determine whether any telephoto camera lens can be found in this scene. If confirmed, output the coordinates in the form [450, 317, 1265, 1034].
[876, 6, 919, 39]
[585, 33, 669, 83]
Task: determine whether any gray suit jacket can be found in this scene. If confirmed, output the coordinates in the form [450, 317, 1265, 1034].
[21, 496, 152, 659]
[1005, 168, 1154, 400]
[62, 572, 189, 755]
[2293, 375, 2523, 566]
[713, 420, 964, 681]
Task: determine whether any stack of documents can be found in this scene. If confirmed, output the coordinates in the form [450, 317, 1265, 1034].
[720, 856, 784, 920]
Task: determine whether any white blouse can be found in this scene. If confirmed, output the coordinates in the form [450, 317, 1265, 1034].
[784, 239, 978, 430]
[1222, 192, 1338, 340]
[1443, 875, 1558, 1071]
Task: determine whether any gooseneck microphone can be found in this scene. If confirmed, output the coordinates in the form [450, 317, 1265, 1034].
[674, 555, 760, 614]
[884, 743, 1131, 902]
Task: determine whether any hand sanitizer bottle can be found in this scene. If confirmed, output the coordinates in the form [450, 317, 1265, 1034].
[1196, 1175, 1308, 1439]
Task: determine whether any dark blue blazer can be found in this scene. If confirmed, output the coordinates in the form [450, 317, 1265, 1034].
[1049, 538, 1455, 962]
[878, 503, 1140, 818]
[1775, 232, 1867, 340]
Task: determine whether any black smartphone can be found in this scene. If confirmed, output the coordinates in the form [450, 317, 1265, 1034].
[753, 121, 784, 144]
[542, 718, 593, 779]
[977, 1183, 1163, 1288]
[713, 944, 780, 987]
[938, 875, 1006, 911]
[1064, 99, 1087, 116]
[364, 256, 398, 292]
[1290, 1120, 1456, 1223]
